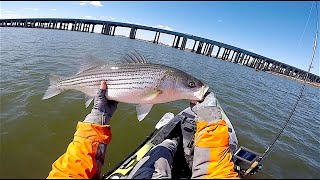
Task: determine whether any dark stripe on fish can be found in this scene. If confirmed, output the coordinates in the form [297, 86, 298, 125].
[60, 75, 158, 86]
[60, 77, 156, 87]
[62, 70, 161, 83]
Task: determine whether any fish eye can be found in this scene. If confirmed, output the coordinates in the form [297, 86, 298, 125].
[188, 81, 196, 88]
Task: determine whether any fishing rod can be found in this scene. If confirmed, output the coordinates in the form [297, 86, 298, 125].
[234, 1, 319, 177]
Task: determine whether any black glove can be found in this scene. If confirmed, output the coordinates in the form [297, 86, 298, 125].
[83, 81, 119, 125]
[190, 91, 222, 124]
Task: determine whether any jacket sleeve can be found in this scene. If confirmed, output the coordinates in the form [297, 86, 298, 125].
[47, 122, 112, 179]
[191, 119, 239, 179]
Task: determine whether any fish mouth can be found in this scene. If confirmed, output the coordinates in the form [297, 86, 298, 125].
[194, 85, 209, 101]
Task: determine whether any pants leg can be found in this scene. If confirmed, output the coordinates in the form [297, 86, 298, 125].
[126, 139, 178, 179]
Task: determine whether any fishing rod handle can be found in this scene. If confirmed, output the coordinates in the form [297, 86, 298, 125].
[243, 161, 259, 176]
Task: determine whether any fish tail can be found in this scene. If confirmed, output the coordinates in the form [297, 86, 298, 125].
[42, 74, 64, 100]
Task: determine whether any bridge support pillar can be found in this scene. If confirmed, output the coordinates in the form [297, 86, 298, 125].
[75, 22, 79, 31]
[230, 51, 236, 62]
[173, 36, 181, 48]
[238, 53, 245, 64]
[215, 46, 221, 58]
[86, 24, 90, 32]
[222, 49, 231, 60]
[191, 41, 197, 52]
[81, 23, 85, 32]
[130, 26, 137, 39]
[202, 43, 208, 55]
[244, 55, 249, 65]
[254, 59, 260, 69]
[235, 53, 242, 63]
[277, 65, 282, 73]
[249, 57, 255, 67]
[270, 63, 275, 71]
[102, 23, 111, 35]
[71, 22, 75, 31]
[207, 44, 214, 57]
[113, 26, 117, 35]
[258, 59, 263, 70]
[156, 32, 160, 43]
[180, 37, 187, 50]
[243, 55, 251, 65]
[196, 41, 204, 54]
[106, 25, 111, 35]
[153, 31, 159, 42]
[91, 24, 95, 33]
[78, 23, 82, 31]
[234, 52, 241, 63]
[58, 22, 62, 30]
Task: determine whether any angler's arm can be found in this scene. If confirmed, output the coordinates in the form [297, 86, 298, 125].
[190, 92, 239, 179]
[47, 122, 112, 179]
[47, 81, 118, 179]
[191, 119, 239, 179]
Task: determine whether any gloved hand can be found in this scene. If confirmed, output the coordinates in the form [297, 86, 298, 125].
[83, 81, 119, 125]
[190, 91, 222, 124]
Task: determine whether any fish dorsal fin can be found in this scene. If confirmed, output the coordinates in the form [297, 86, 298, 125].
[136, 104, 154, 121]
[77, 64, 100, 75]
[121, 50, 149, 64]
[77, 55, 105, 75]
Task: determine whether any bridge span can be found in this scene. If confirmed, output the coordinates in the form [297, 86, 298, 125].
[1, 18, 319, 84]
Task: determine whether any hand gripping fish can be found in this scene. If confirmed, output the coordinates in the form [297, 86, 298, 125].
[42, 51, 209, 121]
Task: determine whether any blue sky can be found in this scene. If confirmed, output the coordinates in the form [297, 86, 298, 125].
[1, 1, 319, 75]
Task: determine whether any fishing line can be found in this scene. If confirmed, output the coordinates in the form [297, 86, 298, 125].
[260, 6, 318, 162]
[243, 1, 319, 176]
[299, 1, 315, 46]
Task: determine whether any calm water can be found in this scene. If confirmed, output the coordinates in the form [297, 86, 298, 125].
[0, 27, 319, 179]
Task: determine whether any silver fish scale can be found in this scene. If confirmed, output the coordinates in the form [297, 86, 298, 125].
[58, 63, 167, 90]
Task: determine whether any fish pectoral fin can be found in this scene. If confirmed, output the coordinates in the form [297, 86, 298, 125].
[136, 104, 154, 121]
[81, 88, 99, 108]
[142, 90, 162, 101]
[85, 95, 94, 108]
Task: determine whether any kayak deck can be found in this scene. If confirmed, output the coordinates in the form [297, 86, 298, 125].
[103, 102, 238, 179]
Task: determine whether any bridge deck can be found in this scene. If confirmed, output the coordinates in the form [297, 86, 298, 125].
[1, 18, 318, 83]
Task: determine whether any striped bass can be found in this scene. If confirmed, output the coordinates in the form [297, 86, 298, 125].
[42, 51, 209, 121]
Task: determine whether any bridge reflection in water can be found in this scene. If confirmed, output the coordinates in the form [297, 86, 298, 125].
[1, 18, 319, 84]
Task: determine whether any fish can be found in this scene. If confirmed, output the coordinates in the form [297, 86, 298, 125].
[42, 50, 209, 121]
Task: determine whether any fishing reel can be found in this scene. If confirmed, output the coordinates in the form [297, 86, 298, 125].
[233, 146, 263, 177]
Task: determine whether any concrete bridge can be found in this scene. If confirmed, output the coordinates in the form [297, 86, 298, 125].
[1, 18, 319, 84]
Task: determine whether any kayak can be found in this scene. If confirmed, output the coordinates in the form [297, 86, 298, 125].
[102, 100, 239, 179]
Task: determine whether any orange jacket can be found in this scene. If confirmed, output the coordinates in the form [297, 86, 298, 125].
[47, 122, 112, 179]
[192, 119, 239, 179]
[47, 119, 238, 179]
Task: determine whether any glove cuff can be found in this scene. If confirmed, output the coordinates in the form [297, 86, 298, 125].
[194, 106, 222, 124]
[83, 109, 111, 125]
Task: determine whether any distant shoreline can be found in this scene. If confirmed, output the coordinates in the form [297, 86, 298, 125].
[267, 71, 320, 88]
